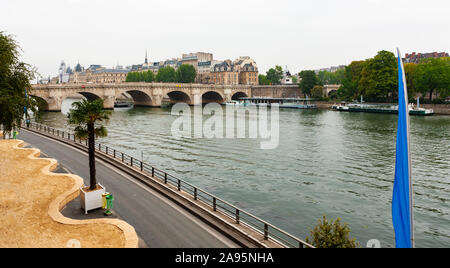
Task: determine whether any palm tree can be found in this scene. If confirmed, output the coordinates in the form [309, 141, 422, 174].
[68, 99, 111, 190]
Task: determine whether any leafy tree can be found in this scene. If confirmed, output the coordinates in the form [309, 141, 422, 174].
[404, 63, 418, 98]
[336, 51, 449, 102]
[311, 85, 324, 99]
[358, 50, 397, 102]
[68, 99, 111, 190]
[125, 72, 137, 82]
[156, 66, 177, 83]
[306, 215, 359, 248]
[338, 61, 366, 101]
[0, 32, 38, 138]
[317, 69, 345, 85]
[266, 66, 283, 85]
[126, 71, 154, 83]
[414, 57, 450, 101]
[143, 70, 155, 83]
[258, 74, 271, 85]
[176, 64, 196, 83]
[299, 70, 319, 97]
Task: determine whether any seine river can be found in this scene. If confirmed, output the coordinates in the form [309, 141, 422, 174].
[35, 99, 450, 248]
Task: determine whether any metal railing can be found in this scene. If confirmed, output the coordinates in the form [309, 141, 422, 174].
[22, 121, 313, 248]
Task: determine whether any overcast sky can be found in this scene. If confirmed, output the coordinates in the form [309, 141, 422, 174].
[1, 0, 449, 79]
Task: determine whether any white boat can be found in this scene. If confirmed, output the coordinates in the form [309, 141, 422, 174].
[331, 102, 434, 116]
[409, 97, 434, 115]
[331, 103, 349, 111]
[224, 100, 240, 106]
[114, 101, 134, 111]
[223, 100, 251, 107]
[236, 97, 317, 109]
[408, 102, 434, 116]
[278, 98, 317, 109]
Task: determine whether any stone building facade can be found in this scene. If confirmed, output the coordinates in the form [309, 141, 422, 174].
[210, 60, 239, 85]
[238, 63, 258, 85]
[196, 60, 221, 84]
[182, 52, 213, 63]
[89, 69, 129, 83]
[71, 65, 129, 84]
[210, 57, 258, 85]
[404, 51, 449, 64]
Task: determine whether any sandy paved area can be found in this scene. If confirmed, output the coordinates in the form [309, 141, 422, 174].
[0, 139, 138, 248]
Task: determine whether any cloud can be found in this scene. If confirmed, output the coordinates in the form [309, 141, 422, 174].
[65, 0, 82, 4]
[367, 0, 382, 4]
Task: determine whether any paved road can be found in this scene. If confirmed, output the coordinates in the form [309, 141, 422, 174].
[19, 130, 238, 248]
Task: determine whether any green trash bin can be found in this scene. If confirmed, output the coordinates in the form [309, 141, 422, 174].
[105, 194, 114, 216]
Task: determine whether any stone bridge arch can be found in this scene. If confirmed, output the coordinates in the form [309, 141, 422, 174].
[61, 88, 114, 110]
[59, 91, 105, 111]
[327, 90, 338, 99]
[166, 90, 192, 105]
[231, 91, 248, 101]
[77, 91, 102, 101]
[123, 90, 154, 107]
[201, 91, 225, 104]
[29, 95, 49, 111]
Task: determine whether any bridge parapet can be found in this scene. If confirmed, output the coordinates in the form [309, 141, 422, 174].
[32, 82, 252, 90]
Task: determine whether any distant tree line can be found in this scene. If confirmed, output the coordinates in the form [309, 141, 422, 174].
[317, 69, 345, 85]
[126, 70, 155, 83]
[299, 70, 346, 99]
[284, 50, 450, 103]
[404, 57, 450, 103]
[126, 64, 197, 83]
[338, 51, 450, 103]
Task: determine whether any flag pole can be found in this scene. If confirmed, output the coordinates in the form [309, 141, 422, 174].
[397, 48, 414, 248]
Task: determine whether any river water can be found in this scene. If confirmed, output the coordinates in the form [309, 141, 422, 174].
[35, 99, 450, 248]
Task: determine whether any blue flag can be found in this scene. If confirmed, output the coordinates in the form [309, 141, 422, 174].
[392, 48, 413, 248]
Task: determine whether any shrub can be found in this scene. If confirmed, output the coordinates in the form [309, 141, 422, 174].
[311, 85, 324, 99]
[432, 98, 445, 104]
[305, 215, 359, 248]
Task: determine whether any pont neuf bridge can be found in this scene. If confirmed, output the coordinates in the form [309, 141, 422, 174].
[30, 83, 301, 111]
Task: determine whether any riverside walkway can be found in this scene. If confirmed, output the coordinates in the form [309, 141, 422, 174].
[18, 130, 238, 248]
[18, 123, 313, 248]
